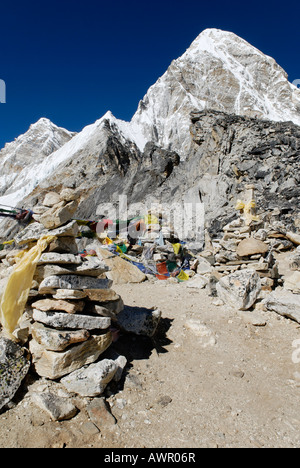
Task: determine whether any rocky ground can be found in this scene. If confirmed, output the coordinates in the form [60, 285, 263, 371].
[1, 280, 300, 449]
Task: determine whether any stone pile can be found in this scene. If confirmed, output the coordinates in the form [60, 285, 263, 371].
[212, 185, 279, 290]
[0, 189, 161, 418]
[181, 184, 300, 315]
[15, 190, 126, 395]
[186, 185, 300, 316]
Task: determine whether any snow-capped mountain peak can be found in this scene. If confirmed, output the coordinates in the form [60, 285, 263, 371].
[130, 28, 300, 155]
[0, 118, 76, 206]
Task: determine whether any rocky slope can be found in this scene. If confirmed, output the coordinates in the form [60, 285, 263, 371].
[21, 110, 300, 239]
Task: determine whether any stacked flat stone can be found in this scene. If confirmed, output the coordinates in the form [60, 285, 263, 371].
[17, 190, 125, 395]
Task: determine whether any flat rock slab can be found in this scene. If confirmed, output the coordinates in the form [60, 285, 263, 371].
[30, 332, 112, 379]
[38, 253, 82, 265]
[84, 289, 121, 302]
[86, 398, 117, 432]
[38, 275, 112, 294]
[52, 289, 88, 300]
[60, 359, 117, 396]
[32, 309, 111, 330]
[0, 337, 31, 411]
[14, 220, 79, 246]
[31, 298, 85, 314]
[236, 238, 269, 257]
[31, 322, 90, 351]
[99, 249, 146, 284]
[35, 258, 109, 280]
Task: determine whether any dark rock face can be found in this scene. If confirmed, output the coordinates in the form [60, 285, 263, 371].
[187, 110, 300, 234]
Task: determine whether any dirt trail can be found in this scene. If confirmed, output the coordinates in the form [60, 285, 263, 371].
[1, 281, 300, 448]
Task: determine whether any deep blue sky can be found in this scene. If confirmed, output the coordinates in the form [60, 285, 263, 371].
[0, 0, 299, 150]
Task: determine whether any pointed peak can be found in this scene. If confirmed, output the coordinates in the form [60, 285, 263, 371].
[30, 117, 55, 128]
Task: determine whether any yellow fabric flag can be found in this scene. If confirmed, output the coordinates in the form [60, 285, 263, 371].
[172, 243, 182, 255]
[0, 235, 56, 336]
[235, 199, 260, 224]
[144, 214, 159, 225]
[177, 270, 189, 281]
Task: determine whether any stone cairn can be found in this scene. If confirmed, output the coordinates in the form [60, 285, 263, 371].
[0, 189, 160, 416]
[22, 189, 127, 395]
[190, 184, 300, 319]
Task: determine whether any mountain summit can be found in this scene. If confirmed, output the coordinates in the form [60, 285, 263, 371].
[130, 28, 300, 155]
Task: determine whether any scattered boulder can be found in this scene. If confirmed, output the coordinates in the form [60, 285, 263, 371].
[263, 289, 300, 323]
[116, 306, 161, 337]
[216, 269, 261, 310]
[99, 249, 146, 284]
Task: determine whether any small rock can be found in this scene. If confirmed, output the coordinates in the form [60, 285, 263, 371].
[31, 391, 77, 421]
[42, 192, 61, 207]
[186, 275, 209, 289]
[156, 395, 172, 407]
[230, 370, 245, 378]
[38, 275, 112, 294]
[52, 289, 87, 300]
[80, 421, 100, 435]
[60, 359, 117, 396]
[86, 398, 117, 433]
